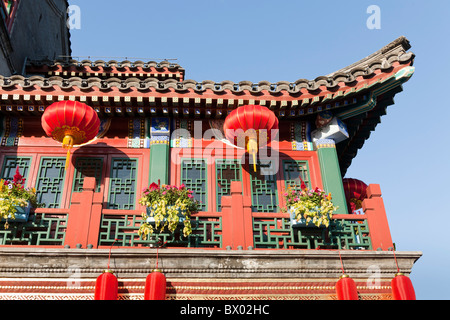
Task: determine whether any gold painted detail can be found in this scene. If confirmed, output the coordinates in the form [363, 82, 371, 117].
[51, 126, 86, 146]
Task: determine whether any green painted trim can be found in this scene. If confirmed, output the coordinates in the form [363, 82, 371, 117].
[180, 158, 208, 211]
[317, 146, 348, 214]
[249, 160, 279, 213]
[71, 157, 103, 192]
[0, 156, 32, 180]
[35, 157, 67, 209]
[107, 157, 138, 210]
[149, 143, 169, 185]
[282, 159, 311, 189]
[336, 66, 415, 120]
[69, 157, 104, 205]
[214, 159, 243, 212]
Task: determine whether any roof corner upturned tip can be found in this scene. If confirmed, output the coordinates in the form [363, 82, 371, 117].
[326, 36, 414, 78]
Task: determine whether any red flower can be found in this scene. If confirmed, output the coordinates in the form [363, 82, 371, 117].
[13, 166, 24, 184]
[148, 182, 159, 191]
[300, 178, 307, 190]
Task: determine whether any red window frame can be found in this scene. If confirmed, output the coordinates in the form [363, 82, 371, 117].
[170, 143, 323, 214]
[0, 145, 150, 210]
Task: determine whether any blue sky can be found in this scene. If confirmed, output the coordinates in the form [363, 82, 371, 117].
[68, 0, 450, 300]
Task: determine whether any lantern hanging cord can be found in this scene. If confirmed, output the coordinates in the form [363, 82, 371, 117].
[155, 240, 168, 270]
[107, 238, 118, 270]
[338, 250, 345, 275]
[392, 248, 400, 273]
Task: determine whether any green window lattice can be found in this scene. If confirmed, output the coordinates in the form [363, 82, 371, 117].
[181, 159, 207, 211]
[0, 212, 68, 246]
[282, 160, 311, 191]
[215, 159, 241, 212]
[250, 160, 278, 212]
[98, 214, 222, 248]
[107, 158, 137, 210]
[253, 218, 372, 250]
[72, 157, 103, 192]
[1, 156, 31, 181]
[35, 158, 66, 208]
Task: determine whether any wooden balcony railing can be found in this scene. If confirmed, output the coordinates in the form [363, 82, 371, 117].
[0, 178, 394, 251]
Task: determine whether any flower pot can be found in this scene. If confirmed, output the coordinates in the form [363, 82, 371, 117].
[145, 206, 188, 224]
[1, 201, 31, 223]
[289, 207, 325, 228]
[142, 205, 194, 238]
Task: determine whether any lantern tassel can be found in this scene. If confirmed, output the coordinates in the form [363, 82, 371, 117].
[65, 149, 71, 170]
[248, 138, 258, 172]
[62, 135, 74, 170]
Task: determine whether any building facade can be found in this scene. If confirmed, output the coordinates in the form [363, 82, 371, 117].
[0, 1, 421, 300]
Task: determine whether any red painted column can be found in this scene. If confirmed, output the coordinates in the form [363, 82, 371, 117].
[362, 184, 394, 251]
[86, 188, 103, 249]
[221, 181, 253, 249]
[64, 177, 102, 248]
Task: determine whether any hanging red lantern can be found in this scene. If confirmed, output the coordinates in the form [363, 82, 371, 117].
[223, 105, 279, 171]
[342, 178, 368, 213]
[41, 100, 100, 169]
[95, 270, 118, 300]
[144, 269, 167, 300]
[391, 273, 416, 300]
[336, 274, 359, 300]
[94, 239, 119, 300]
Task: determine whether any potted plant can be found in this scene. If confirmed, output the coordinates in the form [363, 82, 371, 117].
[138, 182, 200, 239]
[282, 184, 338, 228]
[0, 167, 39, 228]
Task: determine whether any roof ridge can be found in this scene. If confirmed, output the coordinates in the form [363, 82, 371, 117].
[326, 36, 413, 77]
[8, 37, 414, 94]
[26, 58, 183, 69]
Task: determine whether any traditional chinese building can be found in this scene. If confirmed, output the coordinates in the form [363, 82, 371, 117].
[0, 0, 421, 300]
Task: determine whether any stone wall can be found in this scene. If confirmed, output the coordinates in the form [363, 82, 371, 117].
[0, 247, 422, 300]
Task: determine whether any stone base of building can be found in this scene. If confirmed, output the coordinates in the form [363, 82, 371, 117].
[0, 248, 421, 300]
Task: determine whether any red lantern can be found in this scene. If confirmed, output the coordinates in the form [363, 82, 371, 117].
[391, 273, 416, 300]
[41, 100, 100, 169]
[144, 269, 166, 300]
[342, 178, 368, 213]
[223, 105, 279, 171]
[95, 270, 118, 300]
[336, 275, 359, 300]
